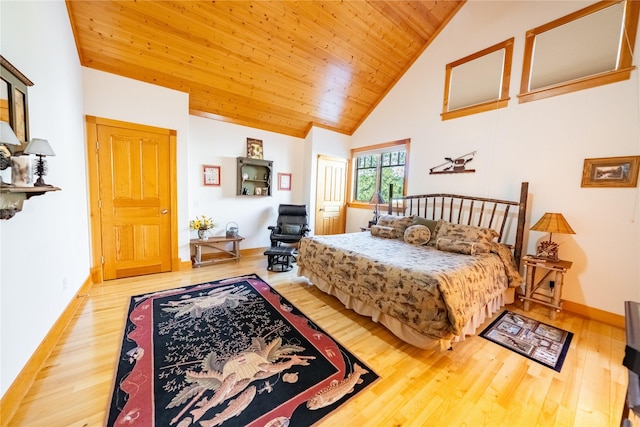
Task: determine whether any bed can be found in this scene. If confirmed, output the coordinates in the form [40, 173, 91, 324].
[296, 182, 529, 349]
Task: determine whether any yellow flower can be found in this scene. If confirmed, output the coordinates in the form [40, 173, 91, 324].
[189, 215, 215, 230]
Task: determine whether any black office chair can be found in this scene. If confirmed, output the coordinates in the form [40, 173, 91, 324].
[268, 204, 310, 247]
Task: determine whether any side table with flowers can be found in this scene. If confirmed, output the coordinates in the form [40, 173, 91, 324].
[190, 215, 215, 240]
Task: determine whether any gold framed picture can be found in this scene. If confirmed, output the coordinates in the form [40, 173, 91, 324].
[581, 156, 640, 188]
[247, 138, 263, 159]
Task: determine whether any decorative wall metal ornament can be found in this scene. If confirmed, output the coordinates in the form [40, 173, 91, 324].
[429, 151, 476, 174]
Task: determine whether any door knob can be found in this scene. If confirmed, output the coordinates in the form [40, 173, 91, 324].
[161, 209, 168, 214]
[319, 208, 324, 211]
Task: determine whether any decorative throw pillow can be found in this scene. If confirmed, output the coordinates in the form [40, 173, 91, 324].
[425, 219, 446, 247]
[436, 237, 491, 255]
[370, 225, 403, 239]
[281, 224, 302, 235]
[404, 225, 431, 245]
[436, 221, 499, 243]
[376, 214, 415, 234]
[412, 216, 438, 234]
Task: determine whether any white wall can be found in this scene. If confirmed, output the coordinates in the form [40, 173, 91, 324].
[304, 126, 351, 232]
[186, 120, 352, 246]
[352, 0, 640, 315]
[0, 0, 89, 395]
[187, 115, 305, 249]
[82, 68, 192, 259]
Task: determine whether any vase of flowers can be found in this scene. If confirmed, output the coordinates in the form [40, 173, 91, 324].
[190, 215, 215, 240]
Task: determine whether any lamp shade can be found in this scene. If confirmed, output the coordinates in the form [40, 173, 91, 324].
[369, 191, 385, 205]
[0, 121, 21, 146]
[530, 212, 575, 235]
[24, 138, 56, 156]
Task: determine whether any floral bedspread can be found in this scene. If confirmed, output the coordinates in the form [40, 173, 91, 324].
[297, 232, 522, 340]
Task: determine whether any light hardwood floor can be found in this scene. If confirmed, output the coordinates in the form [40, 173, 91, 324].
[6, 254, 628, 426]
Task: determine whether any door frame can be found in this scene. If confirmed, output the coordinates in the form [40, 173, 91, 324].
[85, 116, 179, 283]
[314, 154, 347, 235]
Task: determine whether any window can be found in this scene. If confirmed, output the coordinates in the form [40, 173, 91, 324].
[442, 38, 514, 120]
[350, 139, 409, 208]
[519, 0, 639, 103]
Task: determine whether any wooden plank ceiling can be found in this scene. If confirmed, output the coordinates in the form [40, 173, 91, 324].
[66, 1, 464, 137]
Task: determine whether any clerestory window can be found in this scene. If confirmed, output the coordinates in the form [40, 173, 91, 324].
[518, 0, 639, 103]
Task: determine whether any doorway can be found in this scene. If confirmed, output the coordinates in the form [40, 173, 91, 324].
[314, 155, 347, 235]
[86, 116, 178, 281]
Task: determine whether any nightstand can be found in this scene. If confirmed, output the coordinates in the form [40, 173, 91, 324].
[520, 255, 573, 320]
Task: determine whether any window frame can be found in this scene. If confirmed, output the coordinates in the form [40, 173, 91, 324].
[441, 38, 514, 121]
[518, 0, 639, 104]
[347, 138, 410, 210]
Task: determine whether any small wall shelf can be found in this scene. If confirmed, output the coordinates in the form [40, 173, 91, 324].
[237, 157, 273, 196]
[0, 185, 61, 219]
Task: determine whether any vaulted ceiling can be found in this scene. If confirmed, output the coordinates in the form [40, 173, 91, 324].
[66, 1, 464, 137]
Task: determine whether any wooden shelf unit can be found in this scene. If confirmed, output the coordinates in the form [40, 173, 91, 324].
[237, 157, 273, 196]
[0, 185, 61, 219]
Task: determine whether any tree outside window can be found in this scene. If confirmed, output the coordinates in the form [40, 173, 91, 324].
[354, 149, 406, 203]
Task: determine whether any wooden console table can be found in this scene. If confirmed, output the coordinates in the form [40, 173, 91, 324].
[190, 235, 244, 267]
[520, 255, 573, 320]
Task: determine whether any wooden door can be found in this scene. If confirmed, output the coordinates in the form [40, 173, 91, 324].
[315, 155, 347, 235]
[97, 123, 173, 279]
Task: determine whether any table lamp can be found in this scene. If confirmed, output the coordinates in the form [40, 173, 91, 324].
[369, 191, 385, 224]
[24, 138, 55, 186]
[0, 121, 21, 186]
[530, 212, 575, 261]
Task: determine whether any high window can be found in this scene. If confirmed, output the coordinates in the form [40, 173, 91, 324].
[442, 38, 514, 120]
[350, 139, 409, 208]
[519, 0, 639, 103]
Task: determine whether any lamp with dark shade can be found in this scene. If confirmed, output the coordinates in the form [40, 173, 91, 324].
[369, 191, 385, 224]
[530, 212, 575, 261]
[0, 121, 21, 186]
[24, 138, 56, 187]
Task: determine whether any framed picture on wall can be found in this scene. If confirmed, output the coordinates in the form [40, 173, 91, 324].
[202, 164, 221, 186]
[278, 173, 291, 190]
[247, 138, 263, 159]
[581, 156, 640, 188]
[1, 55, 34, 151]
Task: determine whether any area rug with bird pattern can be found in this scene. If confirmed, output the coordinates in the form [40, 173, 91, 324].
[106, 274, 378, 426]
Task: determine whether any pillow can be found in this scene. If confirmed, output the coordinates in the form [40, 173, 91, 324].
[370, 225, 403, 239]
[281, 223, 302, 235]
[412, 216, 438, 235]
[425, 219, 446, 247]
[436, 237, 491, 255]
[436, 221, 499, 243]
[404, 225, 431, 245]
[376, 214, 415, 234]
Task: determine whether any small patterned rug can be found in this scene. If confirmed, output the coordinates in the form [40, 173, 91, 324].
[106, 274, 378, 426]
[479, 310, 573, 372]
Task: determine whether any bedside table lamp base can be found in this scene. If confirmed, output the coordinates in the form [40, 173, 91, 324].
[535, 239, 559, 261]
[530, 212, 576, 263]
